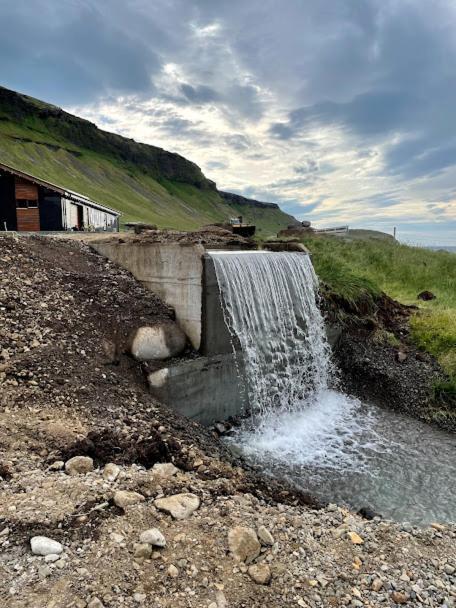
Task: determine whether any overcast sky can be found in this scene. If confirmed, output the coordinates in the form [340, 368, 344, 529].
[1, 0, 456, 244]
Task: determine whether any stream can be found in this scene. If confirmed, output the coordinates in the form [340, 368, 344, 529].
[228, 388, 456, 525]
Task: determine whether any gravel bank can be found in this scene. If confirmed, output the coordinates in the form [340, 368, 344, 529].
[0, 234, 454, 607]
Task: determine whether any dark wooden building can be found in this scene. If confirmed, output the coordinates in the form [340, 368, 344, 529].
[0, 162, 120, 232]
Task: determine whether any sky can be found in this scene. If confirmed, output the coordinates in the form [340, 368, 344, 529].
[1, 0, 456, 245]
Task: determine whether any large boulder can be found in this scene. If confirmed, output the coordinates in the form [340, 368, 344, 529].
[129, 323, 187, 361]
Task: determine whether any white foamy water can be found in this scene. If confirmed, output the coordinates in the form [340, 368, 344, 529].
[210, 250, 456, 524]
[210, 251, 332, 418]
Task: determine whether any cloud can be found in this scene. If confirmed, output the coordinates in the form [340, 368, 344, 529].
[180, 83, 220, 104]
[1, 0, 456, 243]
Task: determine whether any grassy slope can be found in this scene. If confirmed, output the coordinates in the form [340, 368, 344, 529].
[0, 90, 294, 234]
[300, 233, 456, 395]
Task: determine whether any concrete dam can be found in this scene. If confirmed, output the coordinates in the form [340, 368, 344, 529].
[90, 236, 456, 525]
[89, 238, 320, 424]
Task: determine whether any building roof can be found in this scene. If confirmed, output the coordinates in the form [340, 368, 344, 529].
[0, 161, 120, 216]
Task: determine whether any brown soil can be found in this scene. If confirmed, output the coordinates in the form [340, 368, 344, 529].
[92, 225, 256, 250]
[324, 290, 452, 430]
[1, 235, 455, 608]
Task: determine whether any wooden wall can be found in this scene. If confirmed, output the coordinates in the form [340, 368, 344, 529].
[15, 177, 40, 231]
[15, 178, 38, 201]
[16, 208, 40, 231]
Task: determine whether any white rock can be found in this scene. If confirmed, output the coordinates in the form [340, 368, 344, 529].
[167, 564, 179, 578]
[103, 462, 120, 482]
[30, 536, 63, 556]
[139, 528, 166, 547]
[44, 554, 61, 563]
[130, 323, 186, 361]
[150, 462, 178, 478]
[65, 456, 94, 476]
[148, 368, 169, 389]
[113, 490, 145, 509]
[48, 460, 64, 471]
[154, 493, 200, 520]
[257, 525, 275, 546]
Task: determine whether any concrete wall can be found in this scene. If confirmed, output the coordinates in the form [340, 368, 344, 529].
[90, 240, 204, 350]
[200, 254, 238, 356]
[148, 354, 247, 425]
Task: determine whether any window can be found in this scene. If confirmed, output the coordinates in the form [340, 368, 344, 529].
[16, 199, 38, 209]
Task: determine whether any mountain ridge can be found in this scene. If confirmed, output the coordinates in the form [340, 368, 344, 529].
[0, 86, 298, 233]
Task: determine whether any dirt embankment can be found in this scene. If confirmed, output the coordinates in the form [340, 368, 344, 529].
[0, 235, 455, 608]
[323, 289, 454, 431]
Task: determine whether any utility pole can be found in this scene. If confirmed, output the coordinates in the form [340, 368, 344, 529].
[393, 226, 397, 240]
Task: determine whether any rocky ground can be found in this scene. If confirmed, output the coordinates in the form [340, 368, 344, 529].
[324, 290, 454, 431]
[90, 225, 256, 250]
[0, 234, 455, 607]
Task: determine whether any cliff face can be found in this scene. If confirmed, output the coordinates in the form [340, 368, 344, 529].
[219, 191, 280, 209]
[0, 86, 211, 189]
[0, 86, 298, 233]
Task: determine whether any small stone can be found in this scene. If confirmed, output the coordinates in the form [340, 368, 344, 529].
[228, 527, 261, 564]
[150, 462, 178, 478]
[65, 456, 94, 476]
[352, 556, 362, 570]
[248, 563, 271, 585]
[103, 463, 120, 482]
[88, 599, 105, 608]
[113, 490, 145, 509]
[139, 528, 166, 547]
[167, 564, 179, 578]
[38, 565, 52, 579]
[44, 554, 61, 563]
[133, 593, 146, 604]
[30, 536, 63, 556]
[391, 591, 408, 604]
[257, 525, 274, 546]
[371, 578, 383, 592]
[154, 493, 200, 520]
[348, 531, 364, 545]
[133, 543, 152, 559]
[431, 523, 445, 531]
[48, 461, 64, 471]
[444, 564, 455, 575]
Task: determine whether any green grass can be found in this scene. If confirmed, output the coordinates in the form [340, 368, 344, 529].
[301, 233, 456, 397]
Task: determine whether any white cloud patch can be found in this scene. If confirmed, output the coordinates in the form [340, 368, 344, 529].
[1, 0, 456, 244]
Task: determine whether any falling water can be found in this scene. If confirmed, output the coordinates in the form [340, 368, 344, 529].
[209, 250, 456, 524]
[209, 251, 332, 418]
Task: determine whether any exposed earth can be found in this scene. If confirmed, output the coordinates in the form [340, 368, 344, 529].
[0, 235, 455, 607]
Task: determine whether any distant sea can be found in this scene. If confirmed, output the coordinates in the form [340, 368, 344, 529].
[427, 246, 456, 253]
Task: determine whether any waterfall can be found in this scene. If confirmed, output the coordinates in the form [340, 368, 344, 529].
[209, 251, 456, 526]
[209, 251, 332, 418]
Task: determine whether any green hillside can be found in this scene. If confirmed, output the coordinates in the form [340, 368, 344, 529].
[0, 86, 296, 233]
[301, 233, 456, 405]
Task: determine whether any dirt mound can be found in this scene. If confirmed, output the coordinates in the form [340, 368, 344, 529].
[98, 225, 257, 249]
